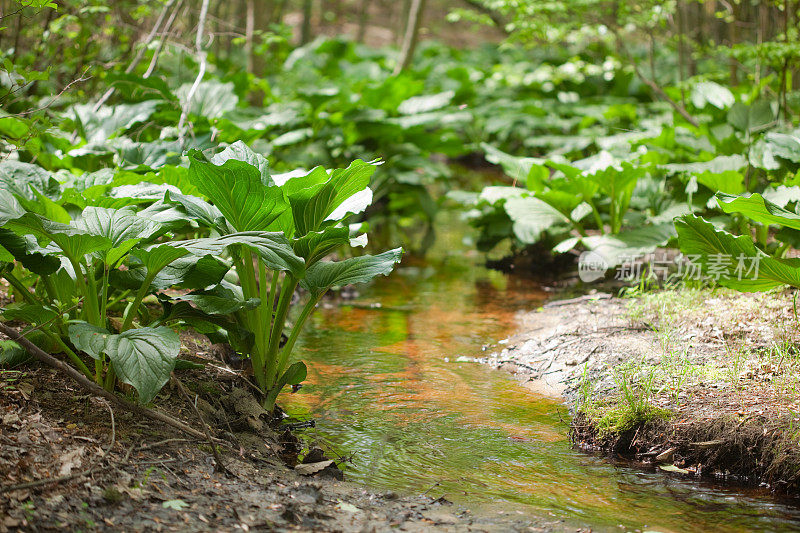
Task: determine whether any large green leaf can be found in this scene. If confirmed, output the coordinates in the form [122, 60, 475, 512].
[301, 248, 403, 298]
[503, 196, 570, 244]
[765, 133, 800, 163]
[727, 101, 774, 133]
[281, 160, 377, 236]
[113, 254, 229, 292]
[0, 189, 25, 225]
[582, 223, 677, 268]
[72, 101, 159, 144]
[211, 141, 271, 185]
[481, 143, 547, 184]
[5, 213, 112, 264]
[0, 161, 60, 201]
[691, 81, 735, 109]
[171, 232, 304, 277]
[188, 152, 291, 233]
[179, 282, 260, 315]
[69, 323, 180, 404]
[0, 229, 60, 274]
[130, 244, 191, 277]
[675, 215, 800, 291]
[176, 80, 238, 118]
[716, 192, 800, 231]
[162, 190, 224, 228]
[292, 226, 351, 266]
[694, 171, 745, 195]
[73, 207, 163, 266]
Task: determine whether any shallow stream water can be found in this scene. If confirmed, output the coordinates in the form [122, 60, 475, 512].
[283, 220, 800, 532]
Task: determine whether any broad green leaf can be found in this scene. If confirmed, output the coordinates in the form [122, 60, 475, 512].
[694, 170, 745, 195]
[661, 155, 746, 175]
[727, 101, 774, 133]
[504, 196, 570, 244]
[69, 322, 111, 360]
[72, 101, 159, 144]
[176, 80, 238, 118]
[211, 141, 271, 185]
[762, 186, 800, 208]
[301, 248, 403, 298]
[0, 340, 30, 367]
[0, 229, 59, 275]
[480, 143, 547, 185]
[675, 215, 800, 291]
[292, 226, 351, 266]
[0, 161, 60, 201]
[765, 133, 800, 163]
[111, 139, 181, 170]
[130, 244, 191, 276]
[69, 323, 180, 404]
[582, 223, 676, 268]
[162, 190, 223, 228]
[180, 282, 260, 315]
[0, 189, 25, 225]
[282, 160, 377, 236]
[171, 232, 304, 277]
[478, 186, 526, 205]
[398, 91, 454, 114]
[691, 81, 735, 109]
[5, 213, 112, 264]
[2, 303, 58, 324]
[716, 192, 800, 231]
[106, 72, 176, 102]
[27, 186, 70, 224]
[113, 254, 229, 292]
[73, 207, 163, 265]
[188, 152, 291, 233]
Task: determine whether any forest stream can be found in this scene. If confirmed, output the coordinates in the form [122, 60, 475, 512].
[283, 216, 800, 533]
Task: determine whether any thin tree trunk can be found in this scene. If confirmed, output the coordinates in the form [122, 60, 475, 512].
[300, 0, 313, 44]
[729, 0, 739, 85]
[677, 0, 687, 105]
[356, 0, 369, 42]
[393, 0, 425, 75]
[245, 0, 255, 72]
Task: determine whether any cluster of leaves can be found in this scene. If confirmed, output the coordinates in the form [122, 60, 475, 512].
[450, 78, 800, 282]
[0, 141, 402, 408]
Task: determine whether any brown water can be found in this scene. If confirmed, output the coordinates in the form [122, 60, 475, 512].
[283, 219, 800, 532]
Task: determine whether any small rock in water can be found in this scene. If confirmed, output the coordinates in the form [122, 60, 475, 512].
[455, 356, 472, 362]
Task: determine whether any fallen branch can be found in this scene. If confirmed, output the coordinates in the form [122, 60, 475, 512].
[0, 323, 208, 441]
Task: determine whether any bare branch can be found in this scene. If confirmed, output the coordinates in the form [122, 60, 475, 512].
[177, 0, 211, 146]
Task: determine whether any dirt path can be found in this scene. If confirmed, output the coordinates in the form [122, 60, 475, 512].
[477, 288, 800, 493]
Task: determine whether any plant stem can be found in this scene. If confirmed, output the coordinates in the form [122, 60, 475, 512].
[588, 201, 604, 232]
[100, 266, 109, 330]
[263, 275, 298, 388]
[106, 289, 131, 310]
[2, 270, 42, 306]
[103, 364, 116, 392]
[41, 329, 94, 380]
[276, 294, 320, 375]
[120, 271, 157, 332]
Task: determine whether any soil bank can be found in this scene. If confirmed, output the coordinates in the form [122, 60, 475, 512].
[478, 288, 800, 493]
